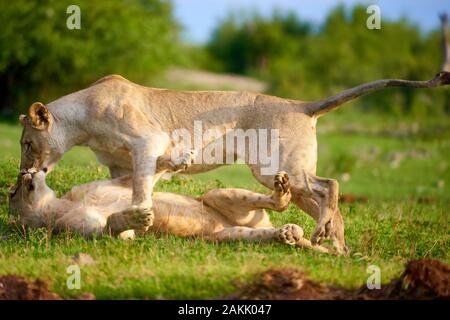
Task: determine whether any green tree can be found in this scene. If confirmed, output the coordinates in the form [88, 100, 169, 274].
[206, 5, 447, 116]
[207, 10, 310, 75]
[0, 0, 181, 115]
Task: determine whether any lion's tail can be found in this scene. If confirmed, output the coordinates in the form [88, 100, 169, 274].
[306, 72, 450, 117]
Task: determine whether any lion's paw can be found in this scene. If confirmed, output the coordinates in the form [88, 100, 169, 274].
[311, 220, 332, 245]
[174, 149, 197, 171]
[272, 171, 291, 211]
[278, 224, 304, 245]
[274, 171, 290, 195]
[122, 205, 154, 229]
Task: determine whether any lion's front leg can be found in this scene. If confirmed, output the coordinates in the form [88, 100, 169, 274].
[126, 135, 171, 231]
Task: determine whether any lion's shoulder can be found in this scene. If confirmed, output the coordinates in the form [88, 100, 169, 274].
[89, 74, 129, 87]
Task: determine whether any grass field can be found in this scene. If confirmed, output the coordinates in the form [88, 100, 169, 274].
[0, 109, 449, 299]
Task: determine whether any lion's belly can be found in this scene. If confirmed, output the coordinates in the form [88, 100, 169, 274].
[91, 146, 133, 170]
[150, 192, 228, 237]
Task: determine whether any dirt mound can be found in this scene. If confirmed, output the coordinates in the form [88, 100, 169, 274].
[228, 268, 351, 300]
[229, 259, 450, 300]
[359, 259, 450, 299]
[0, 275, 61, 300]
[401, 259, 450, 298]
[0, 275, 97, 300]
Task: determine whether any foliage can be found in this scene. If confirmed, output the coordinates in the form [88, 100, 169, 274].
[206, 5, 449, 116]
[207, 10, 310, 75]
[0, 0, 181, 114]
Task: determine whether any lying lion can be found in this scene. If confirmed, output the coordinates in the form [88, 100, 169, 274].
[16, 71, 450, 254]
[9, 166, 330, 254]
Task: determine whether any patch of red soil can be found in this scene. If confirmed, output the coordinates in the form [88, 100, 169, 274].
[339, 193, 369, 204]
[358, 259, 450, 300]
[229, 259, 450, 300]
[228, 268, 351, 300]
[0, 275, 96, 300]
[0, 275, 61, 300]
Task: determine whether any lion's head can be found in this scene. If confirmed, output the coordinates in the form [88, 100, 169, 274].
[19, 102, 63, 173]
[9, 169, 46, 216]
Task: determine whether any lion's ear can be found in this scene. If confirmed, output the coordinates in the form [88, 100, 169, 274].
[28, 102, 52, 130]
[19, 114, 27, 127]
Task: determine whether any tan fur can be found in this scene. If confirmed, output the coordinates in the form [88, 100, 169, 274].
[9, 170, 330, 254]
[16, 72, 450, 253]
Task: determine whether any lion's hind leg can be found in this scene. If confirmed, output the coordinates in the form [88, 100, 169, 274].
[204, 226, 278, 242]
[270, 171, 291, 211]
[199, 171, 291, 228]
[278, 224, 330, 254]
[204, 224, 330, 254]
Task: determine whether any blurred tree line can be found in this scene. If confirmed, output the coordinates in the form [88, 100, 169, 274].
[0, 0, 180, 115]
[206, 6, 449, 117]
[1, 2, 448, 117]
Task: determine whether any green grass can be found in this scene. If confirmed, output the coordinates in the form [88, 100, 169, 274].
[0, 110, 449, 299]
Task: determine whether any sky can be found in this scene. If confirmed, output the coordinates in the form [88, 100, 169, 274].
[172, 0, 450, 43]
